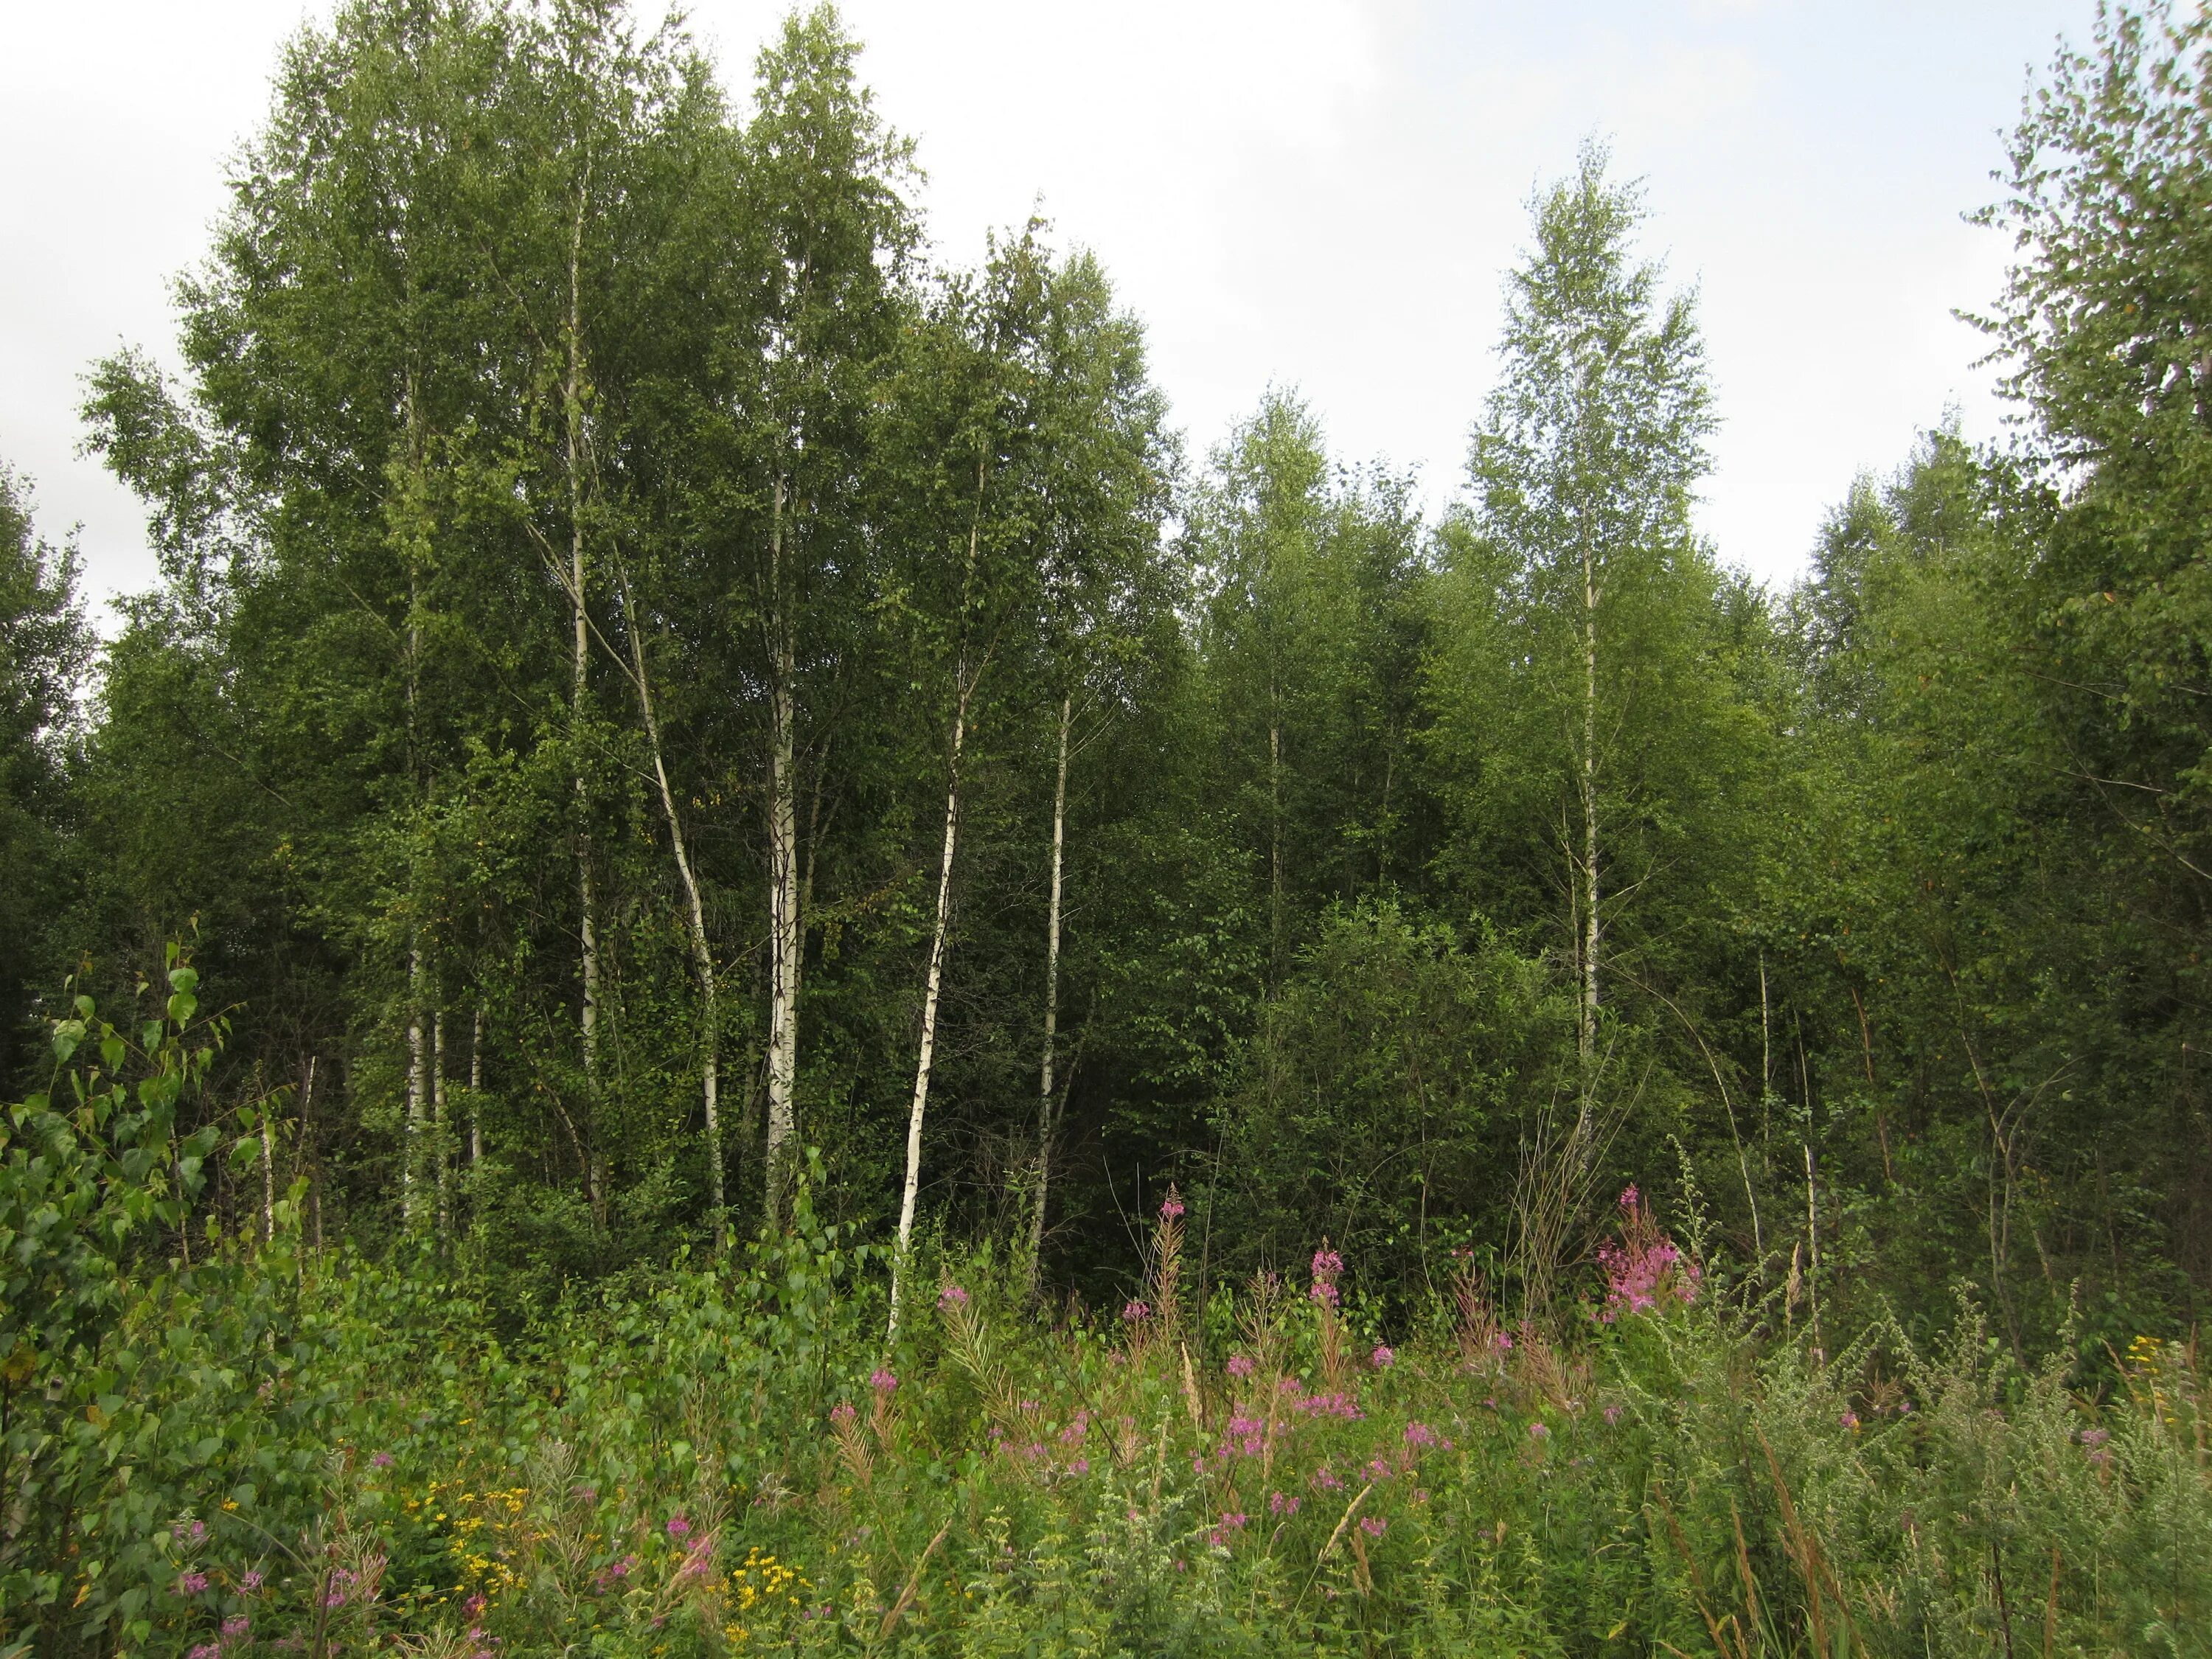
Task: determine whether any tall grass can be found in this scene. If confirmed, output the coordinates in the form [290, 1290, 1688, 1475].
[9, 1181, 2208, 1657]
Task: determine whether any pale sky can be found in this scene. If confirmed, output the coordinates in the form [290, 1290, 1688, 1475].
[1, 0, 2094, 617]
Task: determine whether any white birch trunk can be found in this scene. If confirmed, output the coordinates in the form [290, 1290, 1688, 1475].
[469, 1006, 484, 1165]
[1026, 695, 1072, 1297]
[764, 474, 802, 1223]
[620, 564, 725, 1243]
[406, 944, 430, 1228]
[1575, 545, 1601, 1147]
[889, 685, 969, 1335]
[434, 1009, 450, 1234]
[565, 182, 603, 1223]
[260, 1092, 276, 1244]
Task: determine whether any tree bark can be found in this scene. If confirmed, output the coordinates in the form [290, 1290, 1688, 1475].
[434, 1009, 451, 1235]
[764, 473, 802, 1224]
[1269, 691, 1284, 986]
[1026, 694, 1072, 1298]
[468, 1005, 485, 1165]
[260, 1085, 276, 1244]
[564, 178, 602, 1187]
[406, 945, 431, 1228]
[617, 562, 724, 1245]
[890, 682, 969, 1335]
[1577, 545, 1601, 1087]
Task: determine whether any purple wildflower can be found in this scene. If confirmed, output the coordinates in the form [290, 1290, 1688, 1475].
[369, 1451, 394, 1470]
[1160, 1194, 1185, 1220]
[176, 1571, 210, 1596]
[1270, 1489, 1301, 1516]
[1310, 1248, 1344, 1308]
[1370, 1344, 1394, 1369]
[1122, 1298, 1151, 1323]
[871, 1368, 899, 1393]
[1360, 1515, 1387, 1538]
[938, 1284, 970, 1311]
[830, 1401, 858, 1426]
[1528, 1421, 1550, 1441]
[666, 1514, 691, 1540]
[1403, 1422, 1439, 1449]
[223, 1615, 251, 1638]
[241, 1570, 264, 1593]
[1226, 1354, 1256, 1378]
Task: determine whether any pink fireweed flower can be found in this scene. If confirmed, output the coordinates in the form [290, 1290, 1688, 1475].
[1528, 1421, 1550, 1441]
[2080, 1427, 2110, 1448]
[1059, 1411, 1090, 1445]
[1122, 1298, 1152, 1323]
[1159, 1193, 1185, 1220]
[1270, 1489, 1301, 1516]
[190, 1646, 220, 1659]
[1618, 1183, 1639, 1211]
[1070, 1458, 1091, 1475]
[1226, 1353, 1256, 1378]
[223, 1615, 251, 1638]
[830, 1400, 858, 1426]
[666, 1514, 692, 1540]
[938, 1284, 970, 1311]
[1311, 1465, 1344, 1491]
[1359, 1516, 1387, 1539]
[369, 1451, 394, 1469]
[1840, 1411, 1861, 1432]
[1224, 1413, 1266, 1456]
[184, 1520, 208, 1545]
[241, 1570, 264, 1593]
[1370, 1345, 1394, 1369]
[176, 1571, 209, 1596]
[1297, 1391, 1363, 1419]
[1603, 1404, 1622, 1425]
[1493, 1330, 1514, 1352]
[1596, 1187, 1700, 1322]
[675, 1537, 715, 1582]
[1403, 1422, 1439, 1449]
[1310, 1248, 1344, 1308]
[871, 1368, 899, 1393]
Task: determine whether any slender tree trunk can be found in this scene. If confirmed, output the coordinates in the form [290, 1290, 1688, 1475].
[890, 681, 970, 1334]
[434, 1009, 451, 1235]
[1027, 694, 1072, 1298]
[764, 473, 802, 1224]
[1268, 686, 1284, 985]
[260, 1084, 277, 1243]
[1577, 547, 1601, 1077]
[564, 182, 604, 1225]
[406, 945, 430, 1228]
[469, 1005, 484, 1165]
[299, 1055, 318, 1250]
[619, 563, 725, 1245]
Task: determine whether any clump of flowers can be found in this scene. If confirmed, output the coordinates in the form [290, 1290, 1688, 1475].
[1370, 1344, 1394, 1370]
[1310, 1248, 1345, 1310]
[1596, 1185, 1700, 1323]
[938, 1283, 971, 1312]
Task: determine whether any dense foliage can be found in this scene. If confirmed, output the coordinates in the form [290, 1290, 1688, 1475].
[9, 1, 2212, 1651]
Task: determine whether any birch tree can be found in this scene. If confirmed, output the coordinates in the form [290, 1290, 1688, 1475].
[727, 10, 914, 1223]
[1463, 144, 1711, 1085]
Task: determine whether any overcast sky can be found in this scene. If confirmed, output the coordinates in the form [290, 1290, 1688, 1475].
[2, 0, 2096, 617]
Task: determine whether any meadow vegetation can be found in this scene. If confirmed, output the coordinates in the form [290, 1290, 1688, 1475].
[10, 1, 2212, 1652]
